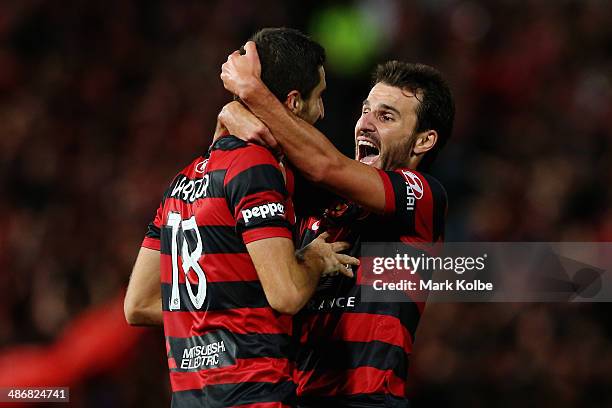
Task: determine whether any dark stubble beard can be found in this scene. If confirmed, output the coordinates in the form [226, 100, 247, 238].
[380, 132, 416, 171]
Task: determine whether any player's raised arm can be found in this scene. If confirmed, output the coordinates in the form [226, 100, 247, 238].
[227, 144, 357, 314]
[221, 42, 388, 213]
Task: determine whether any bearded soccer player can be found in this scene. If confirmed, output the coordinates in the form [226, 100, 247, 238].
[220, 44, 454, 407]
[124, 29, 359, 408]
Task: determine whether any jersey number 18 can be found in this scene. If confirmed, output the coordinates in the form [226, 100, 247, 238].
[167, 213, 207, 311]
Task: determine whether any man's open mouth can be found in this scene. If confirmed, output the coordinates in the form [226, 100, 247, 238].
[357, 137, 380, 165]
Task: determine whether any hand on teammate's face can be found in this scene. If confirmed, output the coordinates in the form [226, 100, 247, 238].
[307, 232, 359, 278]
[220, 41, 262, 100]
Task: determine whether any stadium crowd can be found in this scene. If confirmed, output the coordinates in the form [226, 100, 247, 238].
[0, 0, 610, 406]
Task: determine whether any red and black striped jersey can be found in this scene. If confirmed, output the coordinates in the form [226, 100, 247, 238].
[294, 168, 447, 408]
[142, 136, 297, 408]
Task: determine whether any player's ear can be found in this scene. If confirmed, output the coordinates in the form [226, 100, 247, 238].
[285, 90, 302, 115]
[413, 130, 438, 154]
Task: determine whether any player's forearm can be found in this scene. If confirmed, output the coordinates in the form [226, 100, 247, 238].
[279, 266, 318, 314]
[241, 82, 344, 184]
[248, 238, 318, 315]
[289, 247, 327, 306]
[276, 253, 321, 314]
[124, 297, 162, 326]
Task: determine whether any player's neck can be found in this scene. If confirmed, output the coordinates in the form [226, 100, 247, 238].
[405, 156, 421, 170]
[213, 120, 230, 142]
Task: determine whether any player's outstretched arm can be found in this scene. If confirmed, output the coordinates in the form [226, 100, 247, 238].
[221, 42, 387, 213]
[247, 233, 358, 315]
[124, 247, 163, 326]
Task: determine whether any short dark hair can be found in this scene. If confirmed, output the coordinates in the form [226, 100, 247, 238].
[373, 61, 455, 170]
[248, 28, 326, 102]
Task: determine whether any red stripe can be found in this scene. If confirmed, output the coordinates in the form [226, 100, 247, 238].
[152, 204, 164, 230]
[195, 253, 256, 282]
[224, 144, 280, 183]
[295, 366, 405, 398]
[242, 227, 293, 244]
[356, 263, 364, 285]
[194, 197, 234, 226]
[163, 308, 292, 337]
[168, 357, 177, 369]
[234, 403, 292, 408]
[160, 253, 258, 283]
[299, 312, 412, 354]
[206, 149, 235, 171]
[169, 357, 293, 391]
[141, 237, 161, 251]
[234, 191, 287, 221]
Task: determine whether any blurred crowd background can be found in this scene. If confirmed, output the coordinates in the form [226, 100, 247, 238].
[1, 0, 611, 406]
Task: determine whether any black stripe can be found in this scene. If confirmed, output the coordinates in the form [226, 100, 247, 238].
[225, 164, 288, 213]
[204, 169, 226, 198]
[210, 135, 248, 151]
[296, 339, 409, 380]
[388, 171, 416, 234]
[162, 172, 184, 201]
[207, 168, 232, 226]
[160, 225, 246, 255]
[145, 222, 160, 239]
[293, 172, 337, 218]
[167, 331, 292, 368]
[146, 173, 186, 240]
[298, 281, 422, 341]
[162, 281, 269, 312]
[422, 173, 447, 242]
[172, 381, 295, 408]
[166, 169, 226, 204]
[238, 218, 292, 235]
[168, 330, 238, 371]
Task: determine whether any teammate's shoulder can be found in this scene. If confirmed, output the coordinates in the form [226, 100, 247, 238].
[394, 168, 447, 199]
[211, 135, 273, 155]
[160, 155, 207, 201]
[211, 135, 249, 152]
[171, 155, 208, 178]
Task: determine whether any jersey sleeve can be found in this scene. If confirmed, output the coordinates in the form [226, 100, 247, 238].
[141, 173, 183, 251]
[224, 145, 293, 244]
[141, 203, 162, 251]
[376, 168, 447, 242]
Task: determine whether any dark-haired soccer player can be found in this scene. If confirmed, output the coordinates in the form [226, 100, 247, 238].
[125, 28, 358, 408]
[220, 44, 454, 408]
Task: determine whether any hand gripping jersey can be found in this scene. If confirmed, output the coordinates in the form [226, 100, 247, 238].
[142, 136, 297, 408]
[294, 168, 447, 408]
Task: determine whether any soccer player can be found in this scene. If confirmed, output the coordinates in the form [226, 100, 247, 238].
[220, 43, 454, 407]
[124, 28, 358, 408]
